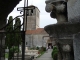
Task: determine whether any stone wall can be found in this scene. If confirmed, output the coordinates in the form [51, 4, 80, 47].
[73, 33, 80, 60]
[25, 34, 31, 47]
[26, 7, 40, 30]
[27, 16, 36, 30]
[25, 34, 49, 48]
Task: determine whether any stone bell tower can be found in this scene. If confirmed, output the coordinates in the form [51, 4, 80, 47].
[26, 5, 40, 30]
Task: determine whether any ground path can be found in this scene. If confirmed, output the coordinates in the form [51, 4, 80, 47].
[35, 49, 53, 60]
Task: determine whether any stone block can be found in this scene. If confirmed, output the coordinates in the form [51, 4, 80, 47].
[67, 0, 80, 23]
[73, 33, 80, 60]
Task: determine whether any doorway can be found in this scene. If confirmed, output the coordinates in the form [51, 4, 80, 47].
[48, 43, 52, 49]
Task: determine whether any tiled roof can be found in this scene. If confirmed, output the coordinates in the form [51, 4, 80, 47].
[26, 28, 47, 34]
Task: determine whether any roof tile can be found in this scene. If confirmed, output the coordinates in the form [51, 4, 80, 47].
[26, 28, 47, 34]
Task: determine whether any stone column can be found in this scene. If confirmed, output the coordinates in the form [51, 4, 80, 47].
[73, 33, 80, 60]
[62, 44, 71, 60]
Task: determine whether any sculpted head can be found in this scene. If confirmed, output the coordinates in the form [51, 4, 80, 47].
[45, 0, 68, 23]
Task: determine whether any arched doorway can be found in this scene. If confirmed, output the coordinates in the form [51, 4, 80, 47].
[47, 39, 53, 49]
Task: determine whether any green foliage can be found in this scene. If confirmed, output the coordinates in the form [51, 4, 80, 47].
[37, 47, 46, 57]
[36, 47, 39, 50]
[5, 53, 9, 58]
[30, 48, 35, 50]
[10, 46, 20, 53]
[37, 51, 45, 58]
[53, 46, 57, 50]
[5, 16, 22, 59]
[41, 47, 46, 51]
[14, 17, 22, 45]
[43, 47, 46, 51]
[5, 16, 14, 48]
[8, 46, 20, 59]
[36, 46, 46, 58]
[5, 16, 22, 48]
[51, 46, 58, 60]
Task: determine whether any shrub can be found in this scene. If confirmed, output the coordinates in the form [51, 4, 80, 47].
[8, 46, 20, 59]
[36, 47, 39, 50]
[41, 47, 46, 51]
[51, 46, 58, 60]
[43, 47, 46, 51]
[37, 47, 46, 58]
[53, 46, 57, 50]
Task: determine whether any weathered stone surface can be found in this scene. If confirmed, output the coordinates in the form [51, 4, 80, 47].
[44, 0, 80, 60]
[62, 44, 71, 52]
[26, 6, 40, 30]
[44, 23, 80, 34]
[68, 0, 80, 23]
[25, 34, 49, 48]
[45, 0, 68, 23]
[73, 33, 80, 60]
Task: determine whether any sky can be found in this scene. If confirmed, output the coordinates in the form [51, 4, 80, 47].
[8, 0, 57, 28]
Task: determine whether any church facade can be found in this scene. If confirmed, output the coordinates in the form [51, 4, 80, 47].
[25, 5, 54, 48]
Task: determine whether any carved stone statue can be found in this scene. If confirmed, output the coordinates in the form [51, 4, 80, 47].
[44, 0, 80, 60]
[45, 0, 68, 23]
[45, 1, 73, 59]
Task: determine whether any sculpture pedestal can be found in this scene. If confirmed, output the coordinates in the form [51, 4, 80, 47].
[44, 23, 77, 60]
[73, 33, 80, 60]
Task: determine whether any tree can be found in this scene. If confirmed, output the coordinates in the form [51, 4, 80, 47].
[5, 16, 14, 48]
[5, 16, 22, 59]
[6, 16, 22, 48]
[14, 17, 22, 46]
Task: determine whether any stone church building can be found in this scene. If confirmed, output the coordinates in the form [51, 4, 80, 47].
[25, 5, 55, 48]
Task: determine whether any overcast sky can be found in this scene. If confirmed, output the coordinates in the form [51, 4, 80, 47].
[8, 0, 57, 28]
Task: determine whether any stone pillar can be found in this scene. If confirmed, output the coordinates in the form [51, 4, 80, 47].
[67, 0, 80, 23]
[62, 44, 71, 60]
[73, 33, 80, 60]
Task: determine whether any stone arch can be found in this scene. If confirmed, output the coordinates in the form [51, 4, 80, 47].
[47, 38, 53, 49]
